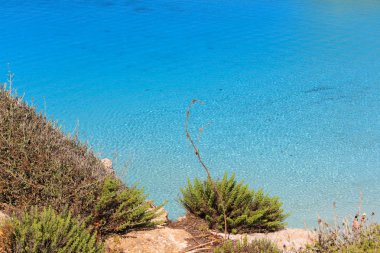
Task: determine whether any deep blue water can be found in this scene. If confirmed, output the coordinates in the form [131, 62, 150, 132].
[1, 0, 380, 227]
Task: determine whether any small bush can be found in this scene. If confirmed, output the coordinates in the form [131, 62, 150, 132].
[180, 173, 288, 233]
[90, 176, 165, 236]
[214, 237, 282, 253]
[8, 206, 104, 253]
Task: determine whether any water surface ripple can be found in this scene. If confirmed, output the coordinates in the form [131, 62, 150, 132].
[1, 0, 380, 227]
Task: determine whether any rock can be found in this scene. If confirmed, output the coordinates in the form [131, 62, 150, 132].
[101, 158, 115, 175]
[215, 228, 317, 252]
[176, 215, 187, 222]
[152, 206, 169, 225]
[148, 202, 169, 225]
[0, 211, 11, 252]
[105, 227, 192, 253]
[0, 211, 9, 225]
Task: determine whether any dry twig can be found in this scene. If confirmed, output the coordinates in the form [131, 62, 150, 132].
[184, 99, 229, 239]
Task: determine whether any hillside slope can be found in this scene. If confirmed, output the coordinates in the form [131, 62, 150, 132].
[0, 86, 106, 216]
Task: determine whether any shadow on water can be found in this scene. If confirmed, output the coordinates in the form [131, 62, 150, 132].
[304, 86, 335, 94]
[133, 6, 153, 13]
[97, 0, 115, 7]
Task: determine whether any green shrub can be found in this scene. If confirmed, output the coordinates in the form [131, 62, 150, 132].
[90, 176, 165, 236]
[214, 237, 282, 253]
[180, 173, 288, 233]
[8, 206, 104, 253]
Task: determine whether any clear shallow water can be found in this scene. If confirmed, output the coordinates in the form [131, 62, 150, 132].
[1, 0, 380, 227]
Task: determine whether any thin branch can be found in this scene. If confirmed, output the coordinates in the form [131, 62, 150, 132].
[185, 240, 219, 252]
[185, 99, 229, 239]
[7, 63, 14, 91]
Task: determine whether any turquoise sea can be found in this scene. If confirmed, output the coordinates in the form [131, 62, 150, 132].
[1, 0, 380, 227]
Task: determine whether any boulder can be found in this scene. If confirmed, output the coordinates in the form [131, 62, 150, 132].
[0, 211, 9, 224]
[101, 158, 115, 175]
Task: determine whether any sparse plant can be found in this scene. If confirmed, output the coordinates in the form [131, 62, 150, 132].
[8, 206, 104, 253]
[185, 99, 229, 238]
[304, 215, 380, 253]
[184, 100, 287, 236]
[180, 173, 288, 233]
[302, 197, 379, 253]
[214, 236, 282, 253]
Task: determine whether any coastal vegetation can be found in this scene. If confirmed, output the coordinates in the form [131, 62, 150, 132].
[1, 78, 378, 252]
[180, 173, 288, 234]
[303, 215, 380, 253]
[0, 79, 163, 251]
[184, 100, 287, 235]
[92, 176, 164, 236]
[5, 207, 103, 253]
[1, 83, 106, 219]
[214, 237, 281, 253]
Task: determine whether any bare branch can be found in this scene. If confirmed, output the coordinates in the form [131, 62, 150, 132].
[185, 99, 229, 239]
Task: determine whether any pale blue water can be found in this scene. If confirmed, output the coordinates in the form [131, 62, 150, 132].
[1, 0, 380, 227]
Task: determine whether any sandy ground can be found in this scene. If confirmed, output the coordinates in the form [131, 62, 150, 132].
[106, 215, 316, 253]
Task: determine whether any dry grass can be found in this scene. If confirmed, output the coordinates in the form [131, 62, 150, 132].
[169, 214, 223, 252]
[214, 237, 282, 253]
[302, 197, 379, 253]
[0, 221, 13, 253]
[305, 214, 380, 252]
[0, 85, 107, 218]
[0, 82, 164, 240]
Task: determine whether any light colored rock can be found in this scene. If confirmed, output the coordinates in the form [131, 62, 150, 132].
[147, 201, 169, 225]
[0, 211, 11, 252]
[0, 211, 9, 224]
[151, 206, 169, 225]
[101, 158, 115, 175]
[215, 228, 317, 252]
[176, 215, 187, 222]
[105, 227, 192, 253]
